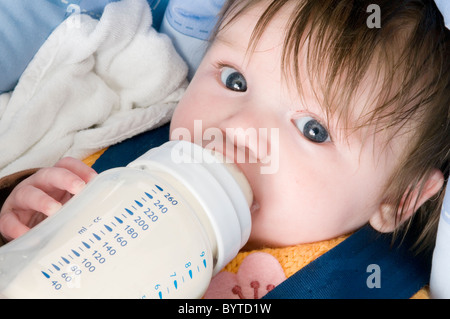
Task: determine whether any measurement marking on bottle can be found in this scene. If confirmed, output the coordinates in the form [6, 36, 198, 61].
[38, 184, 198, 297]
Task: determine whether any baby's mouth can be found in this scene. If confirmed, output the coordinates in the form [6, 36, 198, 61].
[202, 144, 255, 210]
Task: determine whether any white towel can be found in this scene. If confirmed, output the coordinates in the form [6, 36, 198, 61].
[0, 0, 188, 178]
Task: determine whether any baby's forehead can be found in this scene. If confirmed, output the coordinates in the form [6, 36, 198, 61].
[215, 0, 294, 48]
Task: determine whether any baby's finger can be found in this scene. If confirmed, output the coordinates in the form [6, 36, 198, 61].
[0, 212, 30, 241]
[11, 184, 62, 216]
[54, 157, 97, 183]
[32, 166, 88, 195]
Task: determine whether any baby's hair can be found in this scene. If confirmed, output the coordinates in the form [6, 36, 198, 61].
[215, 0, 449, 252]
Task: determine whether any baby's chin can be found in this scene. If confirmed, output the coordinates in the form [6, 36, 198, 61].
[240, 237, 287, 251]
[240, 240, 265, 251]
[241, 235, 298, 252]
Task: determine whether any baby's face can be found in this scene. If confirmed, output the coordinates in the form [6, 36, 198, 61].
[170, 2, 407, 248]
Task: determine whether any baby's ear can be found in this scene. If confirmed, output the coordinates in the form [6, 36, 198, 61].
[370, 169, 444, 233]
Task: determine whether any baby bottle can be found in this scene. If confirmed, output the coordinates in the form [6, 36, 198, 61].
[159, 0, 225, 79]
[430, 182, 450, 298]
[0, 141, 252, 299]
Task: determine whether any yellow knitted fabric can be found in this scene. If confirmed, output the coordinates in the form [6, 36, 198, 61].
[223, 235, 349, 278]
[82, 149, 107, 166]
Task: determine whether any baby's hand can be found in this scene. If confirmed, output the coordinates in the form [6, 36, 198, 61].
[0, 157, 97, 241]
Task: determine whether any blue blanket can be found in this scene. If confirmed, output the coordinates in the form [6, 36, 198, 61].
[0, 0, 168, 93]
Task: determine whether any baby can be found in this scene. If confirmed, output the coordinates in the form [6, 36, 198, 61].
[0, 0, 449, 258]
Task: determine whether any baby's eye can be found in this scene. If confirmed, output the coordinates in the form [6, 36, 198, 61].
[220, 66, 247, 92]
[294, 116, 330, 143]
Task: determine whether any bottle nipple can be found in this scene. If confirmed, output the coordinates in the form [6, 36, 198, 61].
[208, 150, 253, 208]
